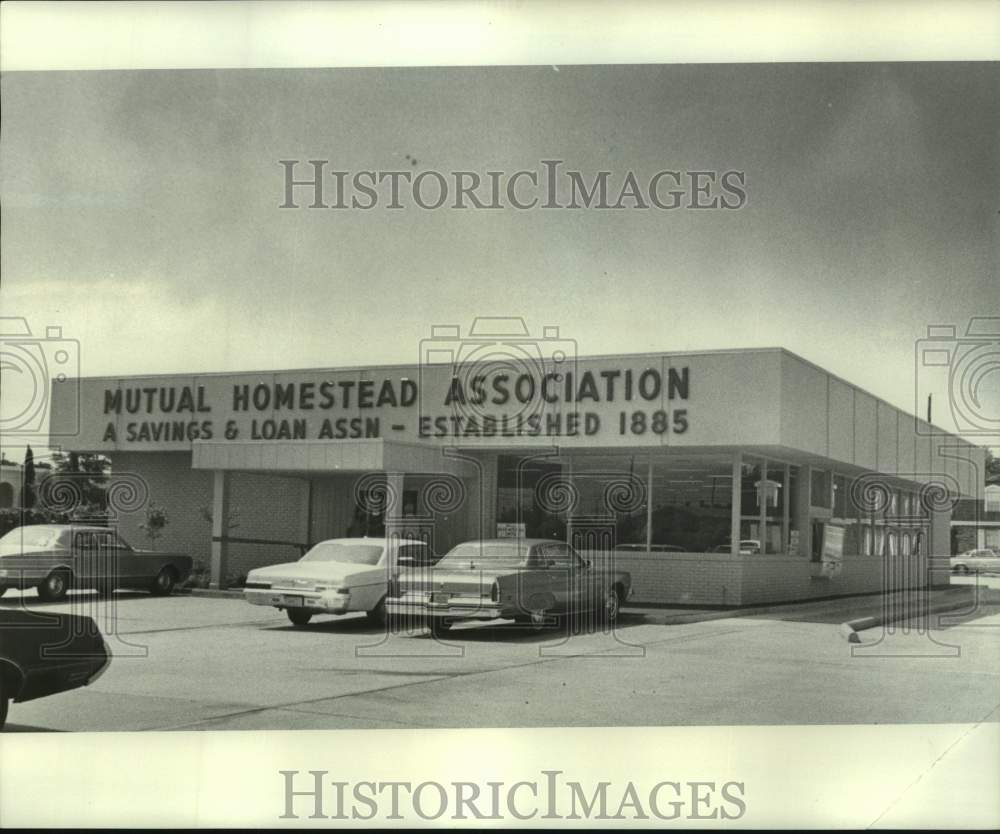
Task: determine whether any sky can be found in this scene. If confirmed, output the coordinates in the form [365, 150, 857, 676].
[1, 63, 997, 456]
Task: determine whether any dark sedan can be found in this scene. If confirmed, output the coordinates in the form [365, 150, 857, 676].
[0, 524, 192, 601]
[387, 538, 633, 633]
[0, 608, 111, 730]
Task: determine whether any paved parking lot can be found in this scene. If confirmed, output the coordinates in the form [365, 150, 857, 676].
[2, 584, 998, 732]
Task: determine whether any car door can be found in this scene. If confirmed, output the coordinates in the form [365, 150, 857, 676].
[537, 542, 583, 614]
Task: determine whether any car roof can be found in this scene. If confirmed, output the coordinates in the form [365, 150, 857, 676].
[16, 524, 106, 533]
[313, 537, 429, 547]
[453, 538, 558, 547]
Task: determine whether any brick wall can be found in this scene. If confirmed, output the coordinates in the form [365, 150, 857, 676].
[110, 453, 309, 581]
[591, 551, 744, 606]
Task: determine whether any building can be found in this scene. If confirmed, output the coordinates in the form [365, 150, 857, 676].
[47, 343, 983, 605]
[0, 459, 22, 509]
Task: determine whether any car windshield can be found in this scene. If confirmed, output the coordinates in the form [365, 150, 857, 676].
[0, 526, 63, 548]
[439, 542, 529, 567]
[300, 542, 384, 565]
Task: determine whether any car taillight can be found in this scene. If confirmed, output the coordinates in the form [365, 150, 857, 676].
[491, 580, 500, 602]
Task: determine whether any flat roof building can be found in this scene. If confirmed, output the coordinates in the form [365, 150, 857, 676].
[48, 344, 984, 605]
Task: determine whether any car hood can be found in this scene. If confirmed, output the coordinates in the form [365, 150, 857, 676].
[248, 560, 383, 585]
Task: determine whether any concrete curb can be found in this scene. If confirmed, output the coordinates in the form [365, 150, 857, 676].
[177, 587, 245, 599]
[838, 591, 989, 643]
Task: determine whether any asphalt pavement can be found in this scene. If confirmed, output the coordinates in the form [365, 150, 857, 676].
[1, 580, 998, 732]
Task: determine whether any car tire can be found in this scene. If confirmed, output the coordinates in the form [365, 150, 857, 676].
[429, 619, 452, 637]
[37, 569, 71, 602]
[953, 564, 970, 575]
[366, 597, 387, 627]
[149, 568, 178, 596]
[287, 608, 313, 627]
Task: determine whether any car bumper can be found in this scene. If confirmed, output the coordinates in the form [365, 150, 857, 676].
[386, 597, 505, 620]
[244, 588, 352, 615]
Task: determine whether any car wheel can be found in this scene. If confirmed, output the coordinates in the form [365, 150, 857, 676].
[429, 619, 452, 637]
[37, 570, 71, 602]
[366, 597, 387, 627]
[149, 568, 177, 596]
[287, 608, 313, 627]
[954, 564, 970, 575]
[602, 586, 622, 623]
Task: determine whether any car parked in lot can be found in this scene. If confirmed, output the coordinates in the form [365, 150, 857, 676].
[0, 525, 193, 601]
[708, 539, 761, 555]
[387, 538, 633, 633]
[950, 547, 1000, 575]
[243, 537, 438, 626]
[0, 608, 111, 730]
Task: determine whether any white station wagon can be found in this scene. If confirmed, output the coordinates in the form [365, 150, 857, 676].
[950, 547, 1000, 576]
[243, 537, 437, 627]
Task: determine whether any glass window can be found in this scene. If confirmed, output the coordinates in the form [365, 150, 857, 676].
[566, 454, 648, 547]
[833, 474, 850, 518]
[810, 468, 831, 508]
[496, 455, 567, 540]
[650, 454, 734, 553]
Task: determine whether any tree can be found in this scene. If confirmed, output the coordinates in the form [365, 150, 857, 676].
[22, 445, 36, 509]
[50, 450, 110, 513]
[985, 447, 1000, 482]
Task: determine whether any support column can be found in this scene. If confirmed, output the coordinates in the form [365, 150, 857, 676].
[209, 470, 231, 590]
[730, 451, 742, 557]
[384, 472, 405, 544]
[646, 454, 654, 553]
[470, 453, 498, 540]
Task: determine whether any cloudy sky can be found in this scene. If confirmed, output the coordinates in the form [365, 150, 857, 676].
[1, 63, 997, 449]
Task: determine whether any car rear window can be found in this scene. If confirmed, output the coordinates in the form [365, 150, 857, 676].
[300, 543, 384, 565]
[440, 542, 529, 567]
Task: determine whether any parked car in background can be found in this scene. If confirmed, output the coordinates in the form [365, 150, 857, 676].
[615, 543, 686, 553]
[0, 608, 111, 730]
[950, 547, 1000, 575]
[387, 538, 633, 634]
[0, 525, 192, 601]
[708, 539, 761, 555]
[243, 537, 438, 626]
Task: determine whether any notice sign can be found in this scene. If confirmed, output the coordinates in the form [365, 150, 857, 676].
[822, 524, 846, 561]
[496, 522, 526, 539]
[812, 523, 845, 579]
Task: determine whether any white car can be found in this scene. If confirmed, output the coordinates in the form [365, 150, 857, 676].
[243, 537, 437, 627]
[950, 548, 1000, 575]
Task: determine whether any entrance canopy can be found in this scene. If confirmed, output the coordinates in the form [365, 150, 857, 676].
[191, 438, 477, 476]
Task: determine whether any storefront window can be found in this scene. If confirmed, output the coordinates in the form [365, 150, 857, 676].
[566, 453, 648, 549]
[810, 468, 831, 509]
[496, 455, 566, 540]
[650, 454, 734, 553]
